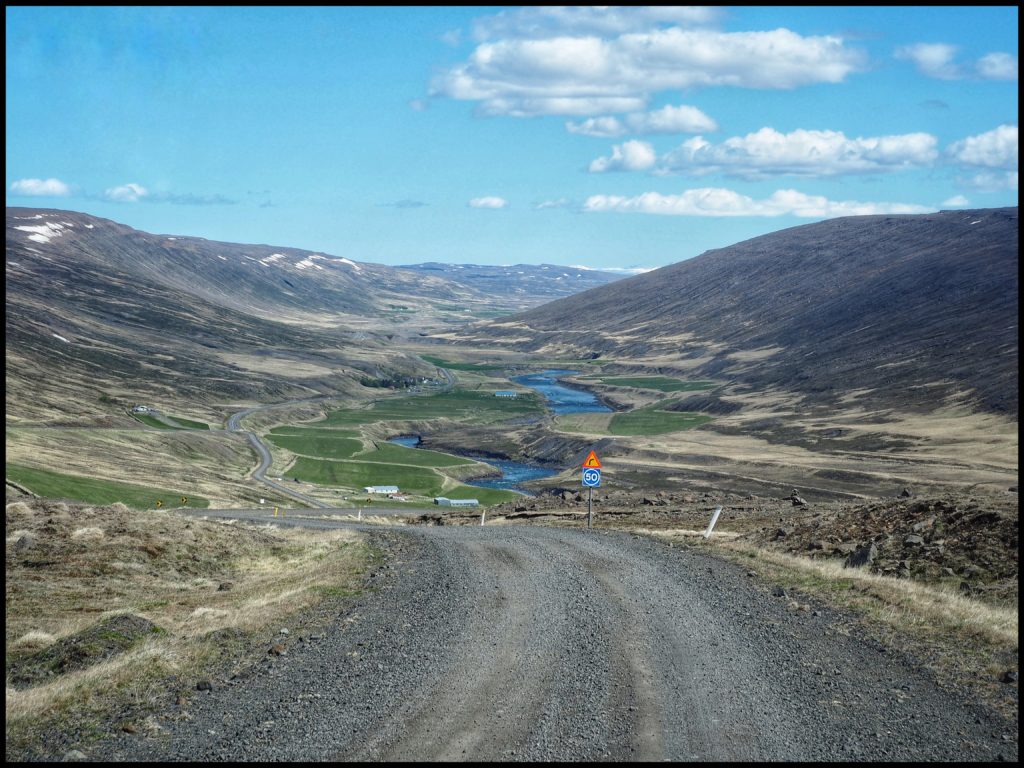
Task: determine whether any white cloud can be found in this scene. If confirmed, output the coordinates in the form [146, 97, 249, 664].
[947, 124, 1018, 169]
[433, 27, 865, 117]
[941, 195, 970, 207]
[959, 171, 1018, 193]
[8, 177, 71, 196]
[472, 6, 722, 41]
[104, 183, 148, 202]
[655, 127, 938, 178]
[583, 188, 934, 218]
[589, 140, 657, 172]
[535, 198, 572, 209]
[468, 196, 509, 209]
[895, 43, 961, 79]
[976, 52, 1018, 80]
[567, 104, 717, 137]
[897, 44, 1018, 81]
[566, 116, 628, 138]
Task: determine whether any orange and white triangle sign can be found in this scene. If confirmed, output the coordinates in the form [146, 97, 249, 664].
[582, 450, 602, 469]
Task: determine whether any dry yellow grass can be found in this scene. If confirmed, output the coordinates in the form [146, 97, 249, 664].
[5, 499, 376, 752]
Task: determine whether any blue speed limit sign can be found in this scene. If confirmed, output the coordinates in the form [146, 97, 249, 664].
[582, 467, 601, 487]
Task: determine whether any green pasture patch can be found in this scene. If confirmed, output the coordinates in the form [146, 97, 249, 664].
[132, 413, 176, 429]
[266, 433, 363, 460]
[443, 485, 520, 506]
[321, 389, 542, 427]
[268, 426, 359, 437]
[355, 442, 475, 467]
[609, 407, 712, 436]
[131, 413, 209, 430]
[164, 415, 210, 430]
[420, 355, 506, 372]
[287, 457, 445, 497]
[597, 376, 717, 393]
[5, 464, 209, 509]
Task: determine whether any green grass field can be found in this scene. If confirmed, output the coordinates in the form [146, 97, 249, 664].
[164, 415, 210, 430]
[268, 426, 359, 437]
[595, 376, 717, 393]
[355, 442, 475, 467]
[132, 413, 176, 429]
[132, 413, 210, 430]
[608, 407, 713, 436]
[5, 464, 209, 509]
[266, 433, 364, 460]
[287, 457, 446, 496]
[419, 355, 506, 372]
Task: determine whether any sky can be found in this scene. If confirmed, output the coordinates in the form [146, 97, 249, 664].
[5, 5, 1019, 271]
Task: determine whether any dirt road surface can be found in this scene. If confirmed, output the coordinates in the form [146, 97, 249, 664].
[94, 521, 1016, 762]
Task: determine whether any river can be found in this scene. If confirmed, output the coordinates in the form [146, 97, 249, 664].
[391, 370, 608, 493]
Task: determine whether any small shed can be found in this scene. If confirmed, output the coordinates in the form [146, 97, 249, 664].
[494, 391, 518, 398]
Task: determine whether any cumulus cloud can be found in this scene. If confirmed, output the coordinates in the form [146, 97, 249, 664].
[653, 128, 938, 178]
[946, 125, 1018, 192]
[472, 6, 722, 41]
[567, 104, 717, 137]
[104, 183, 148, 202]
[941, 195, 970, 207]
[583, 188, 934, 218]
[897, 44, 1018, 81]
[101, 183, 235, 205]
[468, 196, 509, 209]
[589, 140, 657, 172]
[534, 198, 572, 209]
[895, 43, 961, 79]
[947, 124, 1018, 169]
[433, 26, 866, 117]
[976, 52, 1018, 80]
[8, 177, 72, 196]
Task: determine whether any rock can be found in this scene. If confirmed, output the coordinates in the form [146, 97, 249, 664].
[270, 643, 287, 656]
[772, 586, 788, 598]
[899, 488, 913, 498]
[903, 534, 925, 546]
[14, 534, 36, 552]
[217, 582, 233, 591]
[774, 527, 791, 540]
[911, 517, 935, 533]
[63, 750, 87, 761]
[196, 680, 214, 691]
[844, 542, 877, 569]
[792, 496, 808, 507]
[1000, 670, 1018, 683]
[279, 628, 289, 636]
[808, 539, 828, 550]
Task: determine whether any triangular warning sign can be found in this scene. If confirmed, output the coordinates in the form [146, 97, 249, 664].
[582, 450, 602, 469]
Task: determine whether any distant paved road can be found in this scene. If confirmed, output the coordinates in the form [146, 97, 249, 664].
[95, 520, 1016, 762]
[226, 399, 336, 509]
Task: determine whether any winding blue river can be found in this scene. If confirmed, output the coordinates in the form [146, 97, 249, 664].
[389, 370, 607, 494]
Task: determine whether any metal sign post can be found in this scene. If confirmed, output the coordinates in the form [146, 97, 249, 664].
[581, 453, 602, 529]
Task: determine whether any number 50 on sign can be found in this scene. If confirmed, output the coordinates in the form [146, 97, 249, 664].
[582, 467, 601, 487]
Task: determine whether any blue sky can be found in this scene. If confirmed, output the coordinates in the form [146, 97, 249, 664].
[5, 6, 1018, 270]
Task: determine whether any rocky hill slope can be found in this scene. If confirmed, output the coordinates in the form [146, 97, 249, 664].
[453, 208, 1018, 416]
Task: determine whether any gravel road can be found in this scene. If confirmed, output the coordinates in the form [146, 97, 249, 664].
[93, 522, 1016, 762]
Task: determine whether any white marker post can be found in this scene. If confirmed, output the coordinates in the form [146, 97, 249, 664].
[481, 510, 486, 526]
[703, 506, 723, 539]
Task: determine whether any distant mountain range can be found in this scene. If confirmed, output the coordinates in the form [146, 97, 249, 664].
[399, 262, 624, 299]
[4, 208, 617, 420]
[453, 207, 1019, 416]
